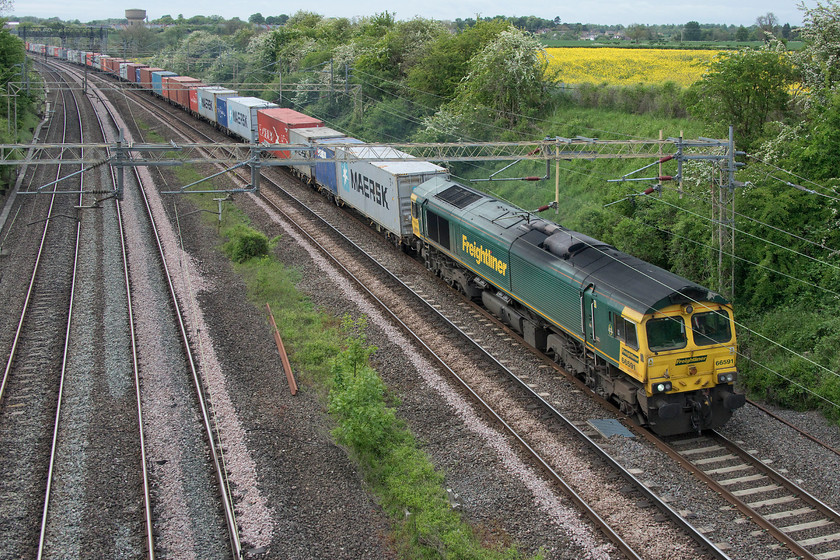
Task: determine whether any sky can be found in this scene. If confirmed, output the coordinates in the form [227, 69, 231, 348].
[10, 0, 807, 27]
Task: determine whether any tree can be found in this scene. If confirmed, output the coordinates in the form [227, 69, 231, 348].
[683, 21, 701, 41]
[686, 45, 798, 149]
[406, 19, 510, 106]
[626, 24, 652, 42]
[249, 13, 265, 25]
[756, 12, 778, 40]
[450, 27, 550, 129]
[736, 25, 750, 41]
[797, 1, 840, 104]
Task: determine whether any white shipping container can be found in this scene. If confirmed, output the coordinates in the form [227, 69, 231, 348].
[119, 63, 130, 80]
[196, 86, 237, 124]
[225, 97, 278, 142]
[337, 146, 447, 238]
[288, 126, 345, 179]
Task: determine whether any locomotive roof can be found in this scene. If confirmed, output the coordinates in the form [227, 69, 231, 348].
[416, 177, 728, 315]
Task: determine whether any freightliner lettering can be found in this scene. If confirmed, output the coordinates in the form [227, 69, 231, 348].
[461, 235, 508, 276]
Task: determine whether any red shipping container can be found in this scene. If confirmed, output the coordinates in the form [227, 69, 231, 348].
[125, 63, 147, 83]
[188, 84, 205, 113]
[138, 67, 164, 90]
[162, 75, 178, 102]
[168, 77, 203, 108]
[106, 58, 125, 74]
[257, 108, 323, 158]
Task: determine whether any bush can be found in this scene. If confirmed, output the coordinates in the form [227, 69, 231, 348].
[222, 224, 271, 262]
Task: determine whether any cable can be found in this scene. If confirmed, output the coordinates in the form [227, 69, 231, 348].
[654, 181, 839, 258]
[649, 196, 840, 274]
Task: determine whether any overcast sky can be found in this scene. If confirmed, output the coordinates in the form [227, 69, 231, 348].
[11, 0, 807, 27]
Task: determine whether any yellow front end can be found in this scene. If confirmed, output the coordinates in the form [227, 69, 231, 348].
[640, 303, 738, 397]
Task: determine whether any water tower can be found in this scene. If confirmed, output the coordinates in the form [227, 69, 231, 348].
[125, 9, 146, 26]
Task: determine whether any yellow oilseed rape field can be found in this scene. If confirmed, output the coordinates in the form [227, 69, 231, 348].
[544, 48, 719, 87]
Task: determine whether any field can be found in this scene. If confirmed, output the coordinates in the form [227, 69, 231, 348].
[544, 47, 719, 87]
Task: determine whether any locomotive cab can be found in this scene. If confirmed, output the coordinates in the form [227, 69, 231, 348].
[639, 302, 745, 435]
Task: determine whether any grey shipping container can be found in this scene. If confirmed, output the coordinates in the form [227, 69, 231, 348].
[288, 127, 346, 180]
[196, 86, 237, 124]
[338, 146, 448, 239]
[225, 97, 278, 143]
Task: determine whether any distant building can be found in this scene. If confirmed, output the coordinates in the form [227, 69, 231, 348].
[125, 9, 146, 27]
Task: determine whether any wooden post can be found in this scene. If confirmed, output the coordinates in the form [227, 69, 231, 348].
[266, 303, 297, 395]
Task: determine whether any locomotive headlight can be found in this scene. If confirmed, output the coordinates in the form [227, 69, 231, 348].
[653, 382, 672, 394]
[717, 373, 737, 383]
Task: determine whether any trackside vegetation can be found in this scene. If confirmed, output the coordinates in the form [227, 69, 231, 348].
[179, 183, 533, 558]
[0, 25, 41, 195]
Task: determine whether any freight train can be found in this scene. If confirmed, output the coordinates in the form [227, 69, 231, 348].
[26, 43, 746, 435]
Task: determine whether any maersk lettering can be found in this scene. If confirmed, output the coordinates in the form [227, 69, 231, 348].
[350, 171, 389, 209]
[461, 235, 508, 276]
[231, 110, 248, 127]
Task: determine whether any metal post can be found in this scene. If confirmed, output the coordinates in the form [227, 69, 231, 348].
[116, 129, 124, 200]
[250, 144, 260, 194]
[727, 125, 736, 301]
[554, 138, 560, 215]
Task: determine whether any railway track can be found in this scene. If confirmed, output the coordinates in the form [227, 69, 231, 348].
[80, 66, 729, 558]
[0, 60, 93, 559]
[59, 59, 241, 558]
[665, 431, 840, 560]
[62, 59, 840, 560]
[34, 60, 156, 559]
[0, 56, 242, 558]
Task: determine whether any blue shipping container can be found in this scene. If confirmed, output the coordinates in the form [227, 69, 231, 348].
[151, 71, 177, 96]
[216, 97, 229, 129]
[313, 137, 365, 194]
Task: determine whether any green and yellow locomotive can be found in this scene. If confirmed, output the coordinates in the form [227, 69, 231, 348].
[411, 177, 745, 435]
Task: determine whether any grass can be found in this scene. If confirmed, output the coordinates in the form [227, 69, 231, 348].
[176, 172, 536, 559]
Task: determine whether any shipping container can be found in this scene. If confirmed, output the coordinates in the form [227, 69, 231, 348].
[313, 137, 366, 194]
[138, 67, 163, 89]
[151, 71, 177, 97]
[196, 87, 237, 124]
[105, 58, 125, 74]
[257, 108, 323, 158]
[288, 126, 346, 180]
[125, 63, 147, 83]
[216, 97, 229, 129]
[119, 62, 129, 80]
[225, 97, 278, 142]
[161, 75, 177, 101]
[166, 76, 203, 108]
[188, 87, 199, 113]
[338, 147, 447, 239]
